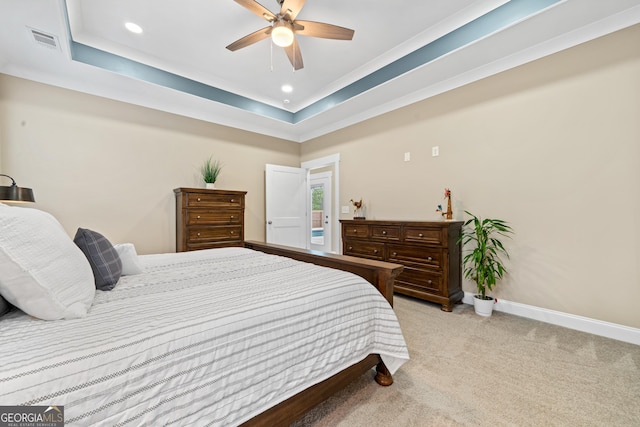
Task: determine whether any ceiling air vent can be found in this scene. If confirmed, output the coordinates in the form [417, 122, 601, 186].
[29, 28, 59, 50]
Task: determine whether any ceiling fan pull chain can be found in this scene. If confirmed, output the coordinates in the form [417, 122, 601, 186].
[270, 41, 274, 72]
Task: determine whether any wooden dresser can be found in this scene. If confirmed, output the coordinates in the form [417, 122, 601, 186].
[174, 188, 246, 252]
[340, 220, 463, 311]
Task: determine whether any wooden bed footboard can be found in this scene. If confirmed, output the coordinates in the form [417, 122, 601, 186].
[241, 355, 391, 427]
[243, 240, 403, 307]
[242, 241, 402, 426]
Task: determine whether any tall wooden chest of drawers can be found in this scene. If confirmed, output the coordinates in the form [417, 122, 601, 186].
[174, 188, 246, 252]
[341, 220, 463, 311]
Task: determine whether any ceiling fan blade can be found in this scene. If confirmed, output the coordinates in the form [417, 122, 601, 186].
[234, 0, 276, 22]
[226, 26, 272, 51]
[279, 0, 306, 21]
[294, 20, 354, 40]
[284, 38, 304, 70]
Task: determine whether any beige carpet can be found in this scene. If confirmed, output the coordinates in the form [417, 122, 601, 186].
[291, 295, 640, 426]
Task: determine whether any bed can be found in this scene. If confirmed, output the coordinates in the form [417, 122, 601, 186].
[0, 204, 409, 426]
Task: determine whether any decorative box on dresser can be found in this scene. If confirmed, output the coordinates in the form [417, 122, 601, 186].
[340, 220, 463, 311]
[174, 188, 246, 252]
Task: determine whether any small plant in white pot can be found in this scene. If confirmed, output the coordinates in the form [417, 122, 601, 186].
[201, 157, 223, 189]
[459, 211, 513, 317]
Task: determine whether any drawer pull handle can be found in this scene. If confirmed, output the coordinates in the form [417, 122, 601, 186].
[197, 198, 201, 202]
[230, 231, 235, 235]
[197, 232, 201, 236]
[427, 256, 433, 261]
[353, 229, 358, 233]
[418, 233, 424, 237]
[231, 199, 235, 203]
[427, 280, 433, 285]
[392, 252, 397, 257]
[197, 215, 200, 219]
[382, 230, 387, 235]
[348, 246, 353, 250]
[230, 215, 234, 219]
[373, 249, 378, 254]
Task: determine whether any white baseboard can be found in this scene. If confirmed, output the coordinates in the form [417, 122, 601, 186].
[462, 292, 640, 346]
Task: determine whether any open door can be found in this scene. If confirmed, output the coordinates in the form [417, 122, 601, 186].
[309, 171, 332, 252]
[265, 164, 307, 249]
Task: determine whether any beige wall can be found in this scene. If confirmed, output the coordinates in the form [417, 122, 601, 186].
[1, 25, 638, 329]
[0, 75, 300, 254]
[302, 25, 640, 328]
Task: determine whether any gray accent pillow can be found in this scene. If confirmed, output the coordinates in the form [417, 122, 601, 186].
[74, 228, 122, 291]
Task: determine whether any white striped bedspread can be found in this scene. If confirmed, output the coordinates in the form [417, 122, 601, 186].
[0, 247, 409, 426]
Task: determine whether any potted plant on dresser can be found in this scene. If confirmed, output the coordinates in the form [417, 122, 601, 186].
[459, 211, 514, 316]
[201, 157, 223, 189]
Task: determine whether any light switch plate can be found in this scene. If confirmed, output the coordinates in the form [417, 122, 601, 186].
[341, 206, 350, 214]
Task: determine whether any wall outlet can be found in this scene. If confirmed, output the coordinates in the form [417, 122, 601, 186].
[432, 146, 440, 157]
[341, 206, 350, 214]
[404, 152, 411, 162]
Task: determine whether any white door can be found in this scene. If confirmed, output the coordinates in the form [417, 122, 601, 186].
[310, 172, 332, 252]
[265, 164, 307, 248]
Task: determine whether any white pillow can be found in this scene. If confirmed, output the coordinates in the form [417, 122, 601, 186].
[0, 204, 95, 320]
[114, 243, 144, 275]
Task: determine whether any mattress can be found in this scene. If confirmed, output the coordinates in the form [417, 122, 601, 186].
[0, 247, 409, 426]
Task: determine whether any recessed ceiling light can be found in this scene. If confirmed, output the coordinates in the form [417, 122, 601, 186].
[283, 99, 290, 104]
[281, 85, 293, 93]
[125, 22, 143, 34]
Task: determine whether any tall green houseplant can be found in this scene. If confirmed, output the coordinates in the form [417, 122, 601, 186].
[201, 157, 223, 185]
[459, 211, 513, 300]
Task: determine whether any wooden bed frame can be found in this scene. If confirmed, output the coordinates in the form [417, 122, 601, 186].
[242, 241, 403, 426]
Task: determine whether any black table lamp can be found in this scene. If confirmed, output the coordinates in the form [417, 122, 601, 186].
[0, 174, 36, 203]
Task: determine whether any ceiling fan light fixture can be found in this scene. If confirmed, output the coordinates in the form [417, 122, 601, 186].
[227, 0, 354, 70]
[271, 21, 294, 47]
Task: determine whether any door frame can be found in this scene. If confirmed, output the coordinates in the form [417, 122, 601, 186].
[309, 171, 332, 252]
[301, 153, 340, 253]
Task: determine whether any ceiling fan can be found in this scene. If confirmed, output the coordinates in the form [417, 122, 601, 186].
[226, 0, 355, 70]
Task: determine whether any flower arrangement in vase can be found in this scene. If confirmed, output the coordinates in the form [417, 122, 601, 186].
[350, 198, 365, 220]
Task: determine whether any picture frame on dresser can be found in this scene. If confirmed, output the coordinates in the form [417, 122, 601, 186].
[174, 188, 247, 252]
[340, 219, 464, 311]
